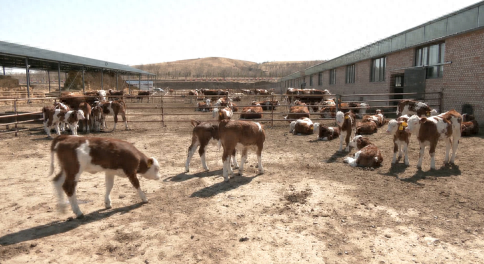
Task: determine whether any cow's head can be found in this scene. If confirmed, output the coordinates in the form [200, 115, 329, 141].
[405, 115, 421, 133]
[76, 110, 85, 120]
[313, 123, 320, 134]
[335, 111, 345, 127]
[349, 135, 363, 148]
[142, 157, 161, 180]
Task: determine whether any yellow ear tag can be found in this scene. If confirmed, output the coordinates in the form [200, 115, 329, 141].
[344, 116, 349, 119]
[402, 121, 407, 127]
[147, 159, 153, 169]
[426, 112, 430, 117]
[399, 125, 404, 131]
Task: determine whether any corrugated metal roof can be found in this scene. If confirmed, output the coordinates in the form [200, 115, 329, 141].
[281, 0, 484, 82]
[0, 40, 154, 75]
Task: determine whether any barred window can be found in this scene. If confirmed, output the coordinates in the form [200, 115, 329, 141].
[371, 57, 386, 82]
[416, 43, 445, 78]
[309, 74, 313, 86]
[329, 69, 336, 85]
[318, 72, 322, 85]
[346, 64, 355, 84]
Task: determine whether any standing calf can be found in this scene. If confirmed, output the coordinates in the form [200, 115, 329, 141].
[336, 111, 356, 152]
[386, 115, 412, 165]
[49, 135, 161, 218]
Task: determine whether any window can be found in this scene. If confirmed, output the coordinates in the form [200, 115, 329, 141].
[346, 64, 355, 84]
[309, 75, 313, 86]
[395, 76, 403, 87]
[415, 43, 445, 78]
[371, 57, 386, 82]
[329, 69, 336, 85]
[318, 72, 322, 85]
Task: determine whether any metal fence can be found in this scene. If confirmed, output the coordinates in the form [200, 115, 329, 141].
[0, 91, 443, 136]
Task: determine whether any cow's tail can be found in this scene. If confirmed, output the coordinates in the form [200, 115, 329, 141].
[49, 135, 67, 176]
[49, 150, 55, 176]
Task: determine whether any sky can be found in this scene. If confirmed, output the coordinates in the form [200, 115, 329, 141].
[0, 0, 482, 66]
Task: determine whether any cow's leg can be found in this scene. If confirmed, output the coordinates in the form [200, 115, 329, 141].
[185, 136, 199, 172]
[429, 143, 437, 170]
[121, 111, 129, 130]
[345, 130, 351, 152]
[222, 145, 233, 181]
[104, 172, 115, 208]
[127, 172, 147, 203]
[111, 114, 118, 132]
[403, 142, 409, 165]
[391, 141, 398, 164]
[68, 123, 76, 135]
[53, 171, 67, 212]
[63, 175, 82, 218]
[238, 147, 248, 176]
[417, 143, 425, 169]
[44, 123, 53, 138]
[55, 122, 61, 135]
[199, 139, 210, 171]
[231, 149, 238, 169]
[257, 142, 264, 174]
[450, 136, 459, 164]
[85, 116, 90, 133]
[443, 137, 451, 164]
[338, 132, 345, 152]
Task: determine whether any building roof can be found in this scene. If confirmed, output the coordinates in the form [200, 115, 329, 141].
[0, 40, 154, 75]
[281, 1, 484, 81]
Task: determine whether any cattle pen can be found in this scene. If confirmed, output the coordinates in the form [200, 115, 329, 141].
[1, 89, 484, 263]
[0, 90, 444, 136]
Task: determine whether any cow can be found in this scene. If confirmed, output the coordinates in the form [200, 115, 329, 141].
[405, 110, 462, 169]
[97, 100, 129, 131]
[49, 135, 161, 218]
[42, 107, 85, 138]
[363, 109, 385, 127]
[240, 103, 263, 119]
[461, 120, 479, 136]
[319, 106, 337, 118]
[137, 91, 150, 103]
[336, 111, 356, 152]
[397, 100, 438, 117]
[349, 135, 372, 150]
[258, 100, 279, 111]
[289, 117, 320, 135]
[197, 99, 212, 112]
[108, 89, 124, 101]
[90, 105, 104, 132]
[218, 119, 265, 181]
[344, 136, 383, 168]
[78, 102, 92, 133]
[254, 89, 271, 95]
[386, 115, 412, 165]
[285, 103, 310, 121]
[355, 118, 378, 135]
[318, 125, 340, 141]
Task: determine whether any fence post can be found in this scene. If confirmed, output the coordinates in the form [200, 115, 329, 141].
[271, 94, 274, 128]
[14, 100, 18, 137]
[439, 91, 443, 113]
[335, 94, 340, 113]
[161, 97, 165, 127]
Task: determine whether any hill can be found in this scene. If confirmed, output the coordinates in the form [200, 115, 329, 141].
[133, 57, 324, 80]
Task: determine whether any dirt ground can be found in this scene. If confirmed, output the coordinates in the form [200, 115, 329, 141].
[1, 97, 484, 264]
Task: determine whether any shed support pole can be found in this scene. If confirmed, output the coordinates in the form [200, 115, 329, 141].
[139, 74, 141, 91]
[82, 67, 85, 93]
[101, 69, 104, 90]
[25, 58, 30, 99]
[48, 70, 51, 93]
[116, 71, 118, 90]
[58, 62, 61, 97]
[129, 74, 131, 95]
[2, 66, 5, 75]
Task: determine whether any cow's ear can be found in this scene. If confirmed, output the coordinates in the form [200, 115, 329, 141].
[147, 158, 153, 169]
[419, 117, 427, 123]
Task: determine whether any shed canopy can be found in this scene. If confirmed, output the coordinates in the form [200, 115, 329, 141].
[0, 40, 153, 75]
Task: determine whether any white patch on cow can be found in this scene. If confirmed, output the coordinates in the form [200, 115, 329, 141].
[255, 122, 262, 132]
[313, 123, 320, 134]
[416, 102, 427, 110]
[289, 121, 296, 133]
[344, 150, 360, 167]
[405, 115, 421, 132]
[386, 119, 398, 134]
[430, 109, 439, 116]
[349, 135, 362, 148]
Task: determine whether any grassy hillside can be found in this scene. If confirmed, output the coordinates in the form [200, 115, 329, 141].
[133, 57, 323, 80]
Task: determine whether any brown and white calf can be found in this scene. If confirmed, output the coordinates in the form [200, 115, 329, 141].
[49, 135, 161, 218]
[219, 119, 265, 181]
[386, 115, 412, 165]
[42, 107, 85, 138]
[363, 109, 385, 127]
[344, 137, 383, 168]
[318, 126, 340, 141]
[240, 103, 263, 119]
[356, 118, 378, 135]
[289, 117, 320, 135]
[285, 104, 310, 121]
[78, 102, 92, 133]
[90, 105, 104, 132]
[461, 120, 479, 136]
[335, 111, 356, 152]
[197, 99, 212, 112]
[397, 100, 438, 117]
[405, 110, 462, 169]
[349, 135, 372, 150]
[98, 100, 129, 131]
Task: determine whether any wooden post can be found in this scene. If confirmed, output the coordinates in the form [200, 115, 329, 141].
[47, 70, 51, 93]
[14, 100, 18, 137]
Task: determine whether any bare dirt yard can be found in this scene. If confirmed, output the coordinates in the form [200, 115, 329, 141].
[1, 96, 484, 263]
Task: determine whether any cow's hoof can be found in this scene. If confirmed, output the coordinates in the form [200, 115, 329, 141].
[105, 204, 112, 209]
[76, 214, 85, 219]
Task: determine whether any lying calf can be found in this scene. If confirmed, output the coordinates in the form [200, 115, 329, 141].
[344, 136, 383, 168]
[289, 118, 320, 135]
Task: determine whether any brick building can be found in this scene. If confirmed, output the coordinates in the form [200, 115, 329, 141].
[279, 1, 484, 123]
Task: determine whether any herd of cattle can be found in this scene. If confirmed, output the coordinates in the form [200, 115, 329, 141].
[42, 88, 480, 218]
